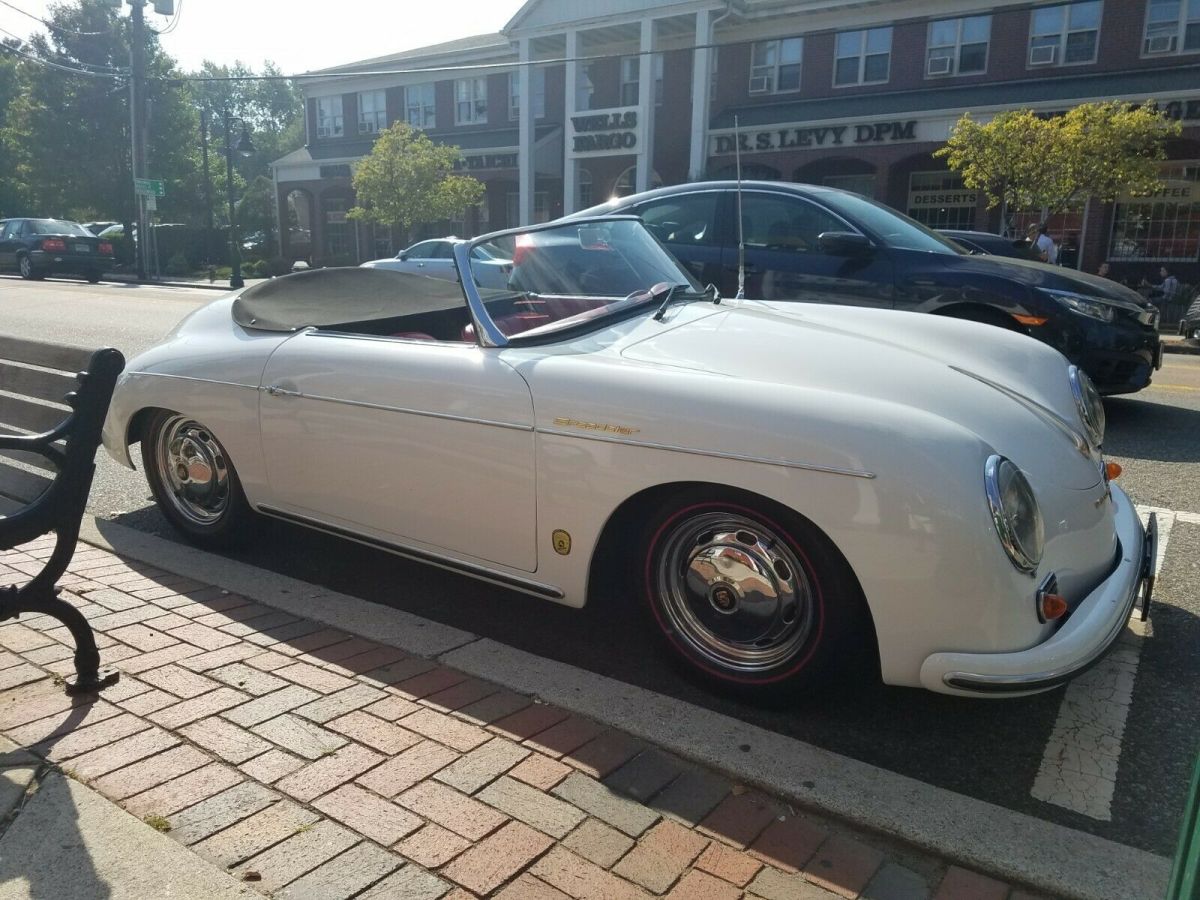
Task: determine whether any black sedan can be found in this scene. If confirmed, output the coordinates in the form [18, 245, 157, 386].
[571, 182, 1162, 395]
[0, 218, 114, 283]
[939, 229, 1041, 262]
[1181, 294, 1200, 342]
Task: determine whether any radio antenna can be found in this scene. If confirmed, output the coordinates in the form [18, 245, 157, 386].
[734, 114, 745, 301]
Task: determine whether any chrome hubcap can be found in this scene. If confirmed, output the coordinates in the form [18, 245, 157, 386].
[19, 258, 30, 277]
[655, 512, 814, 673]
[155, 416, 230, 527]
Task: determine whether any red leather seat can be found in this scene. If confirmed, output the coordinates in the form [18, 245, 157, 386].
[391, 331, 436, 340]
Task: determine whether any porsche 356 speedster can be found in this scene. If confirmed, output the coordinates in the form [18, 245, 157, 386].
[102, 217, 1155, 697]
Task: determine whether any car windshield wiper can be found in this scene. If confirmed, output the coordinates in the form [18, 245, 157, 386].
[652, 283, 712, 321]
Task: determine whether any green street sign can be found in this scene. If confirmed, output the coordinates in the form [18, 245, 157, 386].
[133, 178, 164, 197]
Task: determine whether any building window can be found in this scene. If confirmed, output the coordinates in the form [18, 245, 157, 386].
[324, 197, 352, 257]
[614, 166, 663, 199]
[509, 67, 546, 121]
[834, 27, 892, 86]
[575, 63, 594, 111]
[749, 37, 803, 93]
[1109, 162, 1200, 261]
[1029, 1, 1102, 66]
[578, 168, 593, 208]
[455, 77, 488, 125]
[358, 90, 387, 134]
[620, 56, 640, 106]
[316, 96, 343, 138]
[1144, 0, 1200, 53]
[823, 174, 876, 197]
[405, 84, 436, 129]
[506, 191, 549, 227]
[927, 16, 990, 76]
[907, 172, 978, 229]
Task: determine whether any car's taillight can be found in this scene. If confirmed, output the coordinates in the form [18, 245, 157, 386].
[41, 238, 66, 252]
[99, 242, 113, 255]
[513, 234, 534, 267]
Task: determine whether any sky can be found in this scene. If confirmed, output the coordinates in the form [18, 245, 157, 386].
[0, 0, 528, 73]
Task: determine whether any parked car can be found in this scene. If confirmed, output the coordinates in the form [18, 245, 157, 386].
[82, 221, 120, 236]
[102, 217, 1154, 699]
[571, 182, 1162, 395]
[1180, 293, 1200, 342]
[939, 229, 1041, 262]
[0, 217, 114, 282]
[362, 238, 513, 289]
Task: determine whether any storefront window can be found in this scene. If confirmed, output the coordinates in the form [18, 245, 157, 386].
[1109, 162, 1200, 262]
[324, 197, 353, 257]
[578, 168, 593, 209]
[907, 172, 978, 229]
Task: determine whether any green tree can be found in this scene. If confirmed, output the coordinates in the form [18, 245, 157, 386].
[936, 102, 1181, 233]
[348, 122, 484, 232]
[0, 40, 31, 216]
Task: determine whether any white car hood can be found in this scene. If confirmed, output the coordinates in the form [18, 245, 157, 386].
[618, 300, 1101, 489]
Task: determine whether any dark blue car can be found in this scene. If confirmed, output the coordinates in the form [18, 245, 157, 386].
[0, 218, 114, 283]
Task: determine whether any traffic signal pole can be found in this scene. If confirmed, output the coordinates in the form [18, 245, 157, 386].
[128, 0, 147, 281]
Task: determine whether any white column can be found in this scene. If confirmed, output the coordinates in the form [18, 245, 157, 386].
[636, 18, 655, 193]
[688, 9, 712, 182]
[563, 29, 578, 215]
[518, 38, 534, 226]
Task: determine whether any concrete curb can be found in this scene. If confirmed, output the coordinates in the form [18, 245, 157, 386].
[100, 277, 246, 292]
[78, 516, 1172, 900]
[1162, 339, 1200, 356]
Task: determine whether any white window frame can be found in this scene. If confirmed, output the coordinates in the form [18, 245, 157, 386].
[1142, 0, 1200, 55]
[749, 36, 803, 94]
[620, 56, 640, 107]
[926, 16, 991, 77]
[1028, 1, 1103, 68]
[357, 90, 387, 135]
[316, 96, 344, 138]
[509, 67, 545, 121]
[405, 83, 436, 130]
[455, 77, 488, 126]
[833, 27, 892, 87]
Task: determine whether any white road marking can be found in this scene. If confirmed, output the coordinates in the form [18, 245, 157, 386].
[1029, 505, 1181, 820]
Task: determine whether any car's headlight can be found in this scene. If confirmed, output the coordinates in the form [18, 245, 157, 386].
[985, 455, 1044, 574]
[1068, 364, 1105, 447]
[1042, 288, 1115, 323]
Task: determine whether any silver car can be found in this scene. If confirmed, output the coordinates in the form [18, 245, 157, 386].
[361, 238, 512, 290]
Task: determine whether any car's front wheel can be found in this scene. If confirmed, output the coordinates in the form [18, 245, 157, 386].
[641, 491, 873, 695]
[142, 410, 252, 548]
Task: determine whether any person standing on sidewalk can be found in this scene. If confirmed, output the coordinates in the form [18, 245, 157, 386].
[1027, 223, 1058, 265]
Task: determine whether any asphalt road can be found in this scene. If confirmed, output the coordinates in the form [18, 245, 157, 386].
[3, 275, 1199, 858]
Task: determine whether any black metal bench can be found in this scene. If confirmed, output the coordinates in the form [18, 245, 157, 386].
[0, 335, 124, 693]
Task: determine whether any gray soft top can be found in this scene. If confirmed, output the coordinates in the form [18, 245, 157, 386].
[231, 267, 466, 332]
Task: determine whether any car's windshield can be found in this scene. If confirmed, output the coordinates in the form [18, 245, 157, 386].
[31, 219, 91, 236]
[466, 219, 701, 340]
[819, 193, 964, 255]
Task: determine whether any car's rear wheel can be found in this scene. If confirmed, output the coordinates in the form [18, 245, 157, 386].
[18, 255, 43, 281]
[641, 490, 872, 695]
[85, 271, 102, 284]
[142, 410, 251, 548]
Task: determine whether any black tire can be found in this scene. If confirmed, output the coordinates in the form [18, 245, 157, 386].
[640, 487, 874, 697]
[18, 255, 43, 281]
[85, 271, 102, 284]
[141, 409, 253, 549]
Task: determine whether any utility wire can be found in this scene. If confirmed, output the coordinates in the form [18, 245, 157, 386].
[0, 0, 114, 36]
[0, 23, 128, 72]
[149, 0, 183, 37]
[0, 38, 127, 78]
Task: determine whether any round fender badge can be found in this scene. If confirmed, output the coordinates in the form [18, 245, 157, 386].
[552, 530, 572, 556]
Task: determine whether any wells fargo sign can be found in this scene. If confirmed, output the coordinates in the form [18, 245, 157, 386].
[569, 108, 641, 157]
[710, 120, 920, 155]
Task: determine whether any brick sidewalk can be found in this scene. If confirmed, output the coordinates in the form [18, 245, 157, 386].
[0, 537, 1042, 900]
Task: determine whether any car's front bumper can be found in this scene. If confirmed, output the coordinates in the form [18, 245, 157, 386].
[919, 485, 1152, 697]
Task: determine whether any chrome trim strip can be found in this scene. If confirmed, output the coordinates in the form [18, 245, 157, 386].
[535, 426, 876, 479]
[943, 531, 1143, 692]
[453, 241, 508, 348]
[257, 505, 564, 600]
[125, 371, 257, 391]
[952, 366, 1091, 457]
[257, 387, 532, 432]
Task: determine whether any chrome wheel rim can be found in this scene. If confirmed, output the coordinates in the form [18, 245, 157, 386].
[654, 511, 815, 674]
[155, 416, 230, 527]
[19, 257, 31, 277]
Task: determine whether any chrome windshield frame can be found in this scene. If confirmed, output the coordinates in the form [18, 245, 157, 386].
[452, 215, 667, 349]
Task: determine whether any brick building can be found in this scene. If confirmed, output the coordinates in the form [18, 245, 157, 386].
[272, 0, 1200, 282]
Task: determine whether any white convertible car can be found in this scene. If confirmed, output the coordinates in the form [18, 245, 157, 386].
[102, 217, 1156, 698]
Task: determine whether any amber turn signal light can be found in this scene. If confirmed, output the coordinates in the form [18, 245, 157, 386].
[1105, 461, 1122, 480]
[1041, 593, 1068, 621]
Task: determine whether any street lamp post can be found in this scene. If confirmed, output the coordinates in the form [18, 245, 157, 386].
[217, 109, 255, 289]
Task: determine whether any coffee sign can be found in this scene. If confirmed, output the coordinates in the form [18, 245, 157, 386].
[711, 120, 919, 156]
[569, 107, 641, 157]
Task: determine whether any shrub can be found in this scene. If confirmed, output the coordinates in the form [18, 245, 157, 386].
[164, 252, 191, 277]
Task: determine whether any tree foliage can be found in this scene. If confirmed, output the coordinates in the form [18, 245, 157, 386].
[348, 122, 484, 231]
[936, 102, 1181, 227]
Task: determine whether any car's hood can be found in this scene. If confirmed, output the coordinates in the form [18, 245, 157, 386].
[618, 300, 1102, 488]
[921, 251, 1151, 312]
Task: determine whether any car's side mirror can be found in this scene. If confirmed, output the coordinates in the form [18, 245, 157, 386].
[817, 231, 873, 256]
[397, 252, 408, 261]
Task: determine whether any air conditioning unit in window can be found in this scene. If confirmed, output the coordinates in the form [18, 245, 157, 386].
[926, 55, 953, 76]
[748, 75, 771, 93]
[359, 121, 377, 135]
[1028, 44, 1057, 65]
[1146, 34, 1177, 53]
[317, 126, 332, 138]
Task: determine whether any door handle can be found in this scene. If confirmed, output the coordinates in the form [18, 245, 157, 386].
[265, 385, 300, 397]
